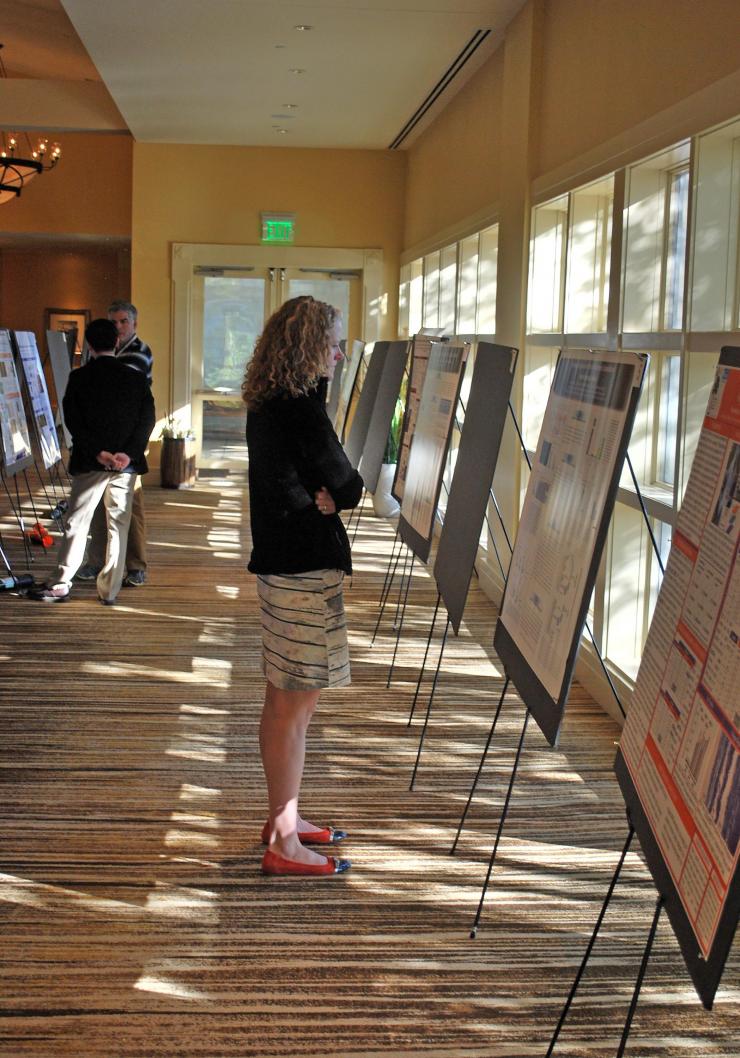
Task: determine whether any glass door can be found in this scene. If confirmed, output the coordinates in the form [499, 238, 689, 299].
[191, 269, 270, 469]
[188, 263, 362, 470]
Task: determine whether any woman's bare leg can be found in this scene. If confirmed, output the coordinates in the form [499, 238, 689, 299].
[259, 680, 328, 866]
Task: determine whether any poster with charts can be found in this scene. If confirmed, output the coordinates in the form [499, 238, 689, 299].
[495, 348, 647, 744]
[615, 345, 740, 1008]
[13, 331, 61, 469]
[0, 329, 33, 476]
[392, 334, 432, 503]
[399, 342, 468, 563]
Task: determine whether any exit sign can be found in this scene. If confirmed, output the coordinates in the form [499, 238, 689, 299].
[261, 212, 295, 244]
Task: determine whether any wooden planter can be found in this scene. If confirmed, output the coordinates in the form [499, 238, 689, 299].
[160, 437, 197, 489]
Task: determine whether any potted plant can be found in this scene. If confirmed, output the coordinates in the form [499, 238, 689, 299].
[159, 415, 197, 488]
[372, 395, 404, 518]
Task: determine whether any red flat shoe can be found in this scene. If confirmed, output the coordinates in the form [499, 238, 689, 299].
[260, 821, 347, 845]
[261, 848, 351, 876]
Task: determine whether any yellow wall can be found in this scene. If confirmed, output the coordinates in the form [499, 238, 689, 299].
[131, 143, 407, 419]
[0, 247, 130, 341]
[403, 48, 504, 251]
[536, 0, 740, 178]
[0, 132, 132, 237]
[401, 0, 740, 255]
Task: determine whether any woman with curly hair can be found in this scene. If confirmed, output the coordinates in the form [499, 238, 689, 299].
[243, 295, 363, 877]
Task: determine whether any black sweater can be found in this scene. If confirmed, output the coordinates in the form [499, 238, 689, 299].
[246, 382, 364, 575]
[63, 355, 155, 476]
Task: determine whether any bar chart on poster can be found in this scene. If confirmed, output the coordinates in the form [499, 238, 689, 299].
[0, 329, 33, 476]
[13, 331, 61, 469]
[615, 345, 740, 1008]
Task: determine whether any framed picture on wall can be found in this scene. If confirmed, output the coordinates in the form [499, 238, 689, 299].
[45, 308, 91, 356]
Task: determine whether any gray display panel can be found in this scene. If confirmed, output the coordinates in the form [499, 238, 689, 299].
[47, 329, 73, 447]
[434, 342, 518, 633]
[0, 329, 33, 476]
[615, 345, 740, 1009]
[357, 340, 409, 494]
[398, 342, 468, 563]
[494, 348, 647, 747]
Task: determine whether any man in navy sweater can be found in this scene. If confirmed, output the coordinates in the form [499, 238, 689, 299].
[31, 318, 155, 604]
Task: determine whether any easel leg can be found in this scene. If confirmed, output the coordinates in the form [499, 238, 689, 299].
[407, 592, 441, 726]
[546, 825, 635, 1055]
[470, 706, 530, 939]
[387, 552, 415, 688]
[616, 897, 663, 1058]
[409, 617, 450, 790]
[371, 532, 403, 645]
[450, 675, 510, 854]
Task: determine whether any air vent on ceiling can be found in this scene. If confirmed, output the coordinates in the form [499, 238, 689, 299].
[388, 29, 491, 150]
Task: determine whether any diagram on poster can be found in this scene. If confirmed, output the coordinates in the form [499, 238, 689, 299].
[13, 331, 61, 469]
[499, 349, 645, 706]
[0, 329, 33, 475]
[392, 334, 433, 503]
[399, 342, 468, 562]
[616, 346, 739, 1006]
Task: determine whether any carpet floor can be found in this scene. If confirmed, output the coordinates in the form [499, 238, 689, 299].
[0, 475, 738, 1057]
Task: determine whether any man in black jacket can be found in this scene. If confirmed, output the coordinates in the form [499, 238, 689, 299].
[31, 318, 155, 604]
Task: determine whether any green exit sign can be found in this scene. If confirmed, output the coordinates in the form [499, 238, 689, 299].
[261, 212, 295, 244]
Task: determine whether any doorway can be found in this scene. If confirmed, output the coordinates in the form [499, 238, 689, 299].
[173, 244, 381, 471]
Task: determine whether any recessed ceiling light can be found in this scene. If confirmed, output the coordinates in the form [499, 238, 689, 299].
[273, 128, 289, 135]
[288, 68, 305, 75]
[274, 44, 286, 49]
[294, 24, 312, 31]
[282, 103, 298, 110]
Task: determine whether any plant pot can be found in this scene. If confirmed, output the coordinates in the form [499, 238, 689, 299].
[160, 437, 197, 488]
[372, 462, 400, 518]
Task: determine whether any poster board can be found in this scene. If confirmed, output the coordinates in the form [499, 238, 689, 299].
[46, 329, 73, 447]
[494, 348, 647, 747]
[392, 334, 433, 503]
[0, 329, 33, 476]
[12, 331, 62, 469]
[615, 345, 740, 1008]
[398, 342, 469, 563]
[356, 340, 409, 494]
[332, 339, 364, 441]
[434, 342, 518, 633]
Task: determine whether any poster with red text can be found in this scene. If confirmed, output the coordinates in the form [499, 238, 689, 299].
[616, 347, 739, 1006]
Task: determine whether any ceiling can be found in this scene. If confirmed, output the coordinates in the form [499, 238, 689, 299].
[1, 0, 526, 149]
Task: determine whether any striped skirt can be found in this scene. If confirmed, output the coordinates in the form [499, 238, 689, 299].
[256, 570, 351, 691]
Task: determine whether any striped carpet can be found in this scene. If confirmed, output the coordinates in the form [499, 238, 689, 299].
[0, 474, 738, 1057]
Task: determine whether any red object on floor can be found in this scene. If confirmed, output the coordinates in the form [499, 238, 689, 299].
[25, 522, 54, 548]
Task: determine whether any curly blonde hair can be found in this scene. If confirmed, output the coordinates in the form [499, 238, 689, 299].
[242, 296, 339, 410]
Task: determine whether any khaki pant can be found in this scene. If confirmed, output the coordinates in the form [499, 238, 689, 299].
[88, 476, 147, 572]
[50, 471, 136, 601]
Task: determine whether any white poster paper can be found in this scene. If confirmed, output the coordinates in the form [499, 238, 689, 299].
[620, 360, 739, 959]
[501, 349, 644, 700]
[393, 334, 432, 503]
[15, 331, 61, 469]
[400, 342, 467, 544]
[0, 329, 33, 473]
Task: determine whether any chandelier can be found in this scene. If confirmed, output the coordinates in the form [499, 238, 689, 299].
[0, 44, 61, 205]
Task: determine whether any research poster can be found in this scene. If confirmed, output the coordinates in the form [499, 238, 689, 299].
[333, 339, 364, 441]
[392, 334, 433, 503]
[617, 349, 739, 998]
[0, 329, 33, 475]
[500, 349, 645, 701]
[46, 329, 73, 447]
[400, 342, 468, 558]
[14, 331, 61, 469]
